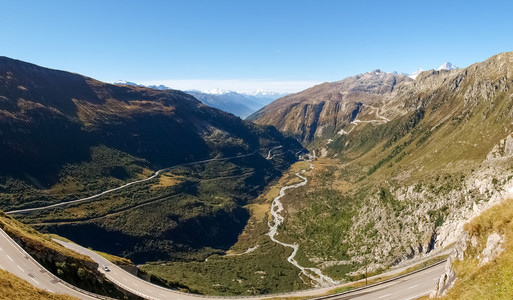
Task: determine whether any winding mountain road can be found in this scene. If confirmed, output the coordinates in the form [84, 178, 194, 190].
[0, 189, 446, 300]
[1, 147, 445, 299]
[312, 261, 445, 300]
[6, 151, 261, 215]
[0, 229, 106, 300]
[267, 156, 337, 287]
[53, 238, 447, 300]
[338, 104, 389, 136]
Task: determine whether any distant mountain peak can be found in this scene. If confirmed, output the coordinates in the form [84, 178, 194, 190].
[409, 68, 425, 79]
[437, 62, 459, 71]
[202, 88, 233, 95]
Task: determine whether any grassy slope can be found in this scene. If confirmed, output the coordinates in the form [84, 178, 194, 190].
[441, 198, 513, 299]
[20, 155, 282, 263]
[140, 161, 311, 295]
[0, 269, 77, 300]
[0, 212, 93, 262]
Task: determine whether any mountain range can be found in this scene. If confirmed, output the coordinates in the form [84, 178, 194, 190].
[113, 80, 286, 118]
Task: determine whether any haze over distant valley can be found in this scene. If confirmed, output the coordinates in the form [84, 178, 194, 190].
[113, 80, 286, 118]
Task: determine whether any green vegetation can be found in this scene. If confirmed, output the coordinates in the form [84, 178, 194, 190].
[17, 155, 284, 263]
[253, 54, 513, 289]
[139, 163, 313, 295]
[142, 242, 307, 296]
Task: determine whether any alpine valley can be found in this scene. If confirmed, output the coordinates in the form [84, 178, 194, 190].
[2, 51, 513, 299]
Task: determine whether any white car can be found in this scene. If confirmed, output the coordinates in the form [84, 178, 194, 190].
[102, 265, 110, 272]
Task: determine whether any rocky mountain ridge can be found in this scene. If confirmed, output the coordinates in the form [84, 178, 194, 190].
[248, 70, 412, 144]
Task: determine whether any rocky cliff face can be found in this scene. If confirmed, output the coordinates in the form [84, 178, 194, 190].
[248, 70, 412, 144]
[432, 197, 513, 298]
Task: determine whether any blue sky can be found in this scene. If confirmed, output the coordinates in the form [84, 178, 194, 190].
[1, 0, 512, 93]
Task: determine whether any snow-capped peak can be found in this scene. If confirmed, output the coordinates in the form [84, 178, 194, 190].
[245, 89, 287, 98]
[114, 80, 140, 86]
[437, 62, 459, 71]
[202, 88, 233, 95]
[409, 68, 424, 79]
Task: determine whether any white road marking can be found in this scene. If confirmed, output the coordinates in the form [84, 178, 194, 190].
[47, 289, 54, 293]
[122, 278, 128, 282]
[17, 265, 24, 272]
[378, 294, 392, 298]
[407, 284, 419, 289]
[433, 277, 439, 281]
[0, 247, 3, 251]
[6, 255, 13, 262]
[407, 291, 431, 300]
[30, 277, 39, 285]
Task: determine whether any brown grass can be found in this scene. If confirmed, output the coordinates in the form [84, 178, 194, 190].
[151, 173, 183, 189]
[0, 212, 93, 263]
[0, 269, 77, 300]
[94, 250, 134, 265]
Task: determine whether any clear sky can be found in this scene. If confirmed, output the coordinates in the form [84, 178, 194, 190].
[1, 0, 512, 93]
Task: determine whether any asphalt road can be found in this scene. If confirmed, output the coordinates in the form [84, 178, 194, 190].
[0, 225, 444, 300]
[6, 151, 260, 215]
[0, 229, 102, 300]
[55, 239, 210, 300]
[57, 237, 444, 300]
[313, 262, 445, 300]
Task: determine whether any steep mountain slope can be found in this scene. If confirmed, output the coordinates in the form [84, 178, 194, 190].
[244, 51, 513, 283]
[247, 70, 412, 144]
[0, 56, 302, 263]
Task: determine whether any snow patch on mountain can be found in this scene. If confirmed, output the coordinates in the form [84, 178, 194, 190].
[114, 80, 140, 86]
[409, 68, 424, 79]
[408, 62, 459, 79]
